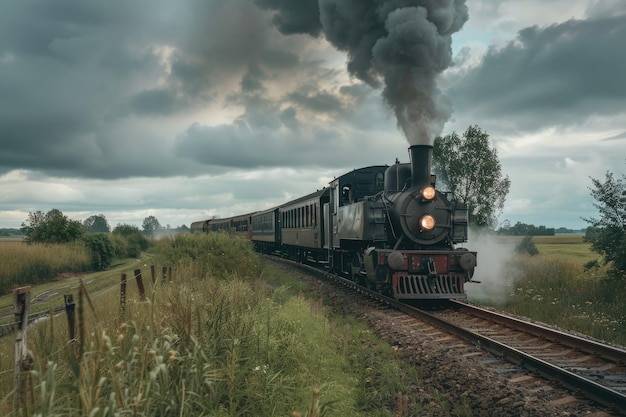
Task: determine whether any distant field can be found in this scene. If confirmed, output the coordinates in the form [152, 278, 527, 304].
[0, 236, 24, 243]
[495, 234, 595, 264]
[534, 235, 596, 263]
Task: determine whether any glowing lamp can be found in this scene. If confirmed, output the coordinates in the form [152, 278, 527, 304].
[421, 186, 436, 201]
[419, 215, 436, 231]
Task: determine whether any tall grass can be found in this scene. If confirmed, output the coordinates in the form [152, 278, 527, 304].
[1, 233, 429, 416]
[490, 254, 626, 345]
[0, 241, 90, 295]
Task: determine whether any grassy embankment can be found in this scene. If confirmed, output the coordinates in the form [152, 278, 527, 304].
[0, 233, 454, 417]
[470, 234, 626, 345]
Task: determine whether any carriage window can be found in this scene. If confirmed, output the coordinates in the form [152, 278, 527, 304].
[305, 205, 310, 227]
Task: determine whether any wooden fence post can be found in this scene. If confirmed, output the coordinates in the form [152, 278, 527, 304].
[119, 273, 127, 324]
[134, 269, 146, 300]
[150, 265, 156, 285]
[168, 267, 172, 282]
[13, 286, 33, 413]
[78, 284, 84, 359]
[162, 266, 167, 284]
[64, 294, 76, 341]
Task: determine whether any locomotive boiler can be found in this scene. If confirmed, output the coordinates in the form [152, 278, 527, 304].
[192, 144, 477, 301]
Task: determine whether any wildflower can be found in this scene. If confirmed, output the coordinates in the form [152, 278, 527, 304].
[253, 364, 268, 373]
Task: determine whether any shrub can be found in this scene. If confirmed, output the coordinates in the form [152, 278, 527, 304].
[156, 232, 260, 280]
[112, 224, 151, 258]
[515, 235, 539, 256]
[82, 234, 114, 270]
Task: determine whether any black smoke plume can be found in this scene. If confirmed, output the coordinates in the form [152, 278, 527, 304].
[252, 0, 468, 145]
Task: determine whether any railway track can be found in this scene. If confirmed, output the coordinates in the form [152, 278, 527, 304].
[276, 258, 626, 415]
[423, 301, 626, 415]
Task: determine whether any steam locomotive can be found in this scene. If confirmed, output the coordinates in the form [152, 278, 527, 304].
[191, 145, 477, 300]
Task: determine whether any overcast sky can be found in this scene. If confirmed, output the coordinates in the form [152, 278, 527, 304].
[1, 0, 625, 231]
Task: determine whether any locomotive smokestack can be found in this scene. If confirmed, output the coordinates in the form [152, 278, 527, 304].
[409, 145, 432, 189]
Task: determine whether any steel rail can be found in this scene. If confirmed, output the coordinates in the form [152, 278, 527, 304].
[397, 302, 626, 415]
[449, 299, 626, 364]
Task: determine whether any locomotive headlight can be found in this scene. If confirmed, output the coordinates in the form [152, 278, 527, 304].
[421, 186, 436, 201]
[419, 215, 436, 231]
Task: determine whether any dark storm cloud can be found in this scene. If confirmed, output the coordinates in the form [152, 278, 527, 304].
[0, 0, 467, 182]
[253, 0, 322, 36]
[174, 78, 400, 170]
[0, 0, 188, 177]
[240, 65, 267, 93]
[448, 14, 626, 133]
[287, 90, 345, 115]
[175, 121, 339, 169]
[130, 88, 184, 116]
[0, 0, 319, 179]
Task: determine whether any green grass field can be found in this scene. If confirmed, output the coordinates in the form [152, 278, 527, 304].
[495, 234, 595, 263]
[533, 235, 597, 263]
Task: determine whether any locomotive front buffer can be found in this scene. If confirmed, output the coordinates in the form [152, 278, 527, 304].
[364, 247, 477, 300]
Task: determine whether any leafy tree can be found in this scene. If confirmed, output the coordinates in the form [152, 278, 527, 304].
[142, 215, 162, 236]
[433, 125, 511, 229]
[498, 221, 555, 236]
[20, 209, 83, 244]
[583, 226, 600, 243]
[583, 168, 626, 276]
[113, 223, 142, 237]
[83, 214, 111, 233]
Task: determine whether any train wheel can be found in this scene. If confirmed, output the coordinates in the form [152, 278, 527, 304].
[351, 253, 365, 285]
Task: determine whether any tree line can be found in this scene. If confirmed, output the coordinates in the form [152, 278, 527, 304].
[19, 211, 189, 242]
[497, 221, 555, 236]
[17, 210, 188, 271]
